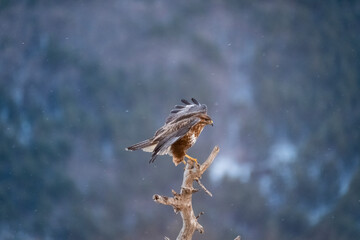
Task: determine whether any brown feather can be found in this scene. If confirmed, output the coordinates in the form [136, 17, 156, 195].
[126, 99, 213, 165]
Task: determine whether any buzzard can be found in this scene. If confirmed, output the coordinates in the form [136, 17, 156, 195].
[126, 98, 213, 166]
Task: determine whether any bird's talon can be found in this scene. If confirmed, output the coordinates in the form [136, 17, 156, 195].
[185, 154, 198, 164]
[192, 158, 198, 164]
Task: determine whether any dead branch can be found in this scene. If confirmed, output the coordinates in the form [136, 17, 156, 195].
[195, 178, 212, 197]
[153, 146, 220, 240]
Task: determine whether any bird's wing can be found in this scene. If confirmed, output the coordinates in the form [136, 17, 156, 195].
[149, 118, 200, 163]
[165, 98, 207, 124]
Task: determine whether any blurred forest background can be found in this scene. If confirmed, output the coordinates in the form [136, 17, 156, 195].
[1, 0, 360, 239]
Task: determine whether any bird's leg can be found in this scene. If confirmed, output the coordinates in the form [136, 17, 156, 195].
[182, 159, 187, 171]
[185, 154, 198, 164]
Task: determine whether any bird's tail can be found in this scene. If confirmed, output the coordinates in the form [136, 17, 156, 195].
[125, 139, 156, 152]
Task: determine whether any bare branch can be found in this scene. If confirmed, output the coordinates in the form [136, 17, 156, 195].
[195, 178, 212, 197]
[196, 211, 204, 219]
[153, 194, 182, 213]
[200, 146, 220, 175]
[153, 146, 220, 240]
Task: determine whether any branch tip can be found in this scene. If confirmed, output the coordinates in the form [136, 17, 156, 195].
[153, 194, 159, 201]
[196, 211, 204, 219]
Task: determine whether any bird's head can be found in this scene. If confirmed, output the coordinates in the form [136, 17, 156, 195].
[200, 114, 214, 126]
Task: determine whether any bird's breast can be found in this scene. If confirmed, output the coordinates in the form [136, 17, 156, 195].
[169, 123, 206, 159]
[192, 123, 205, 138]
[189, 133, 197, 145]
[186, 123, 205, 145]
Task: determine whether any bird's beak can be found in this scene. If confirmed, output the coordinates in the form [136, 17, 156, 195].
[210, 120, 214, 126]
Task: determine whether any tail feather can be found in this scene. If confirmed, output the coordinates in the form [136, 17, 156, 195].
[125, 139, 154, 151]
[149, 153, 157, 163]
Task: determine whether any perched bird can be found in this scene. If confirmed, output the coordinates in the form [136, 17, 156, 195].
[126, 98, 213, 166]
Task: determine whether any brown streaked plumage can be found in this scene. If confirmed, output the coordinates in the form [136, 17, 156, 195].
[126, 98, 213, 166]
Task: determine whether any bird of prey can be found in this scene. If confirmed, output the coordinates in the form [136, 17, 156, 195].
[126, 98, 213, 166]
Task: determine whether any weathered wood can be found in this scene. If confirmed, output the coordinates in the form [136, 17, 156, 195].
[153, 146, 220, 240]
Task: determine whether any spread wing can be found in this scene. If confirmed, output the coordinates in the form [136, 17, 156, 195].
[149, 117, 200, 163]
[165, 98, 207, 124]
